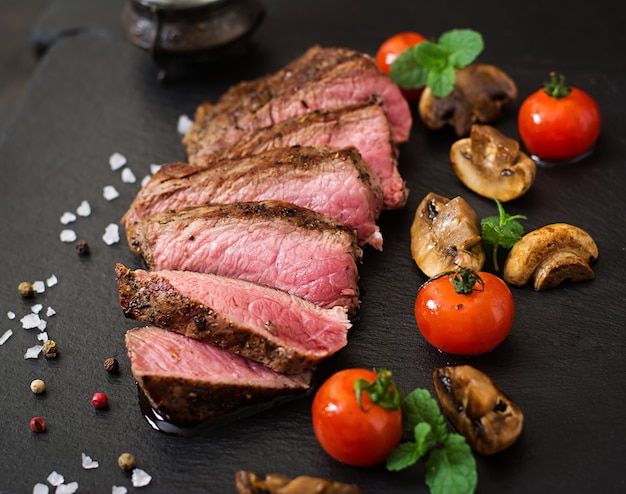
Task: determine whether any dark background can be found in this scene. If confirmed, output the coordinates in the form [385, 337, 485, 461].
[1, 1, 625, 493]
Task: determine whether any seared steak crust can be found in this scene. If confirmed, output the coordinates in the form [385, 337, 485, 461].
[121, 145, 384, 249]
[183, 45, 412, 164]
[125, 200, 362, 312]
[116, 264, 351, 374]
[126, 327, 311, 425]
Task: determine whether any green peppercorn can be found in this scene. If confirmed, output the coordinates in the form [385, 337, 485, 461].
[30, 379, 46, 394]
[41, 340, 58, 359]
[18, 281, 34, 298]
[118, 452, 135, 470]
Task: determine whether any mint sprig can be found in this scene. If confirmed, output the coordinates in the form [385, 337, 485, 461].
[390, 29, 484, 98]
[480, 198, 527, 272]
[387, 388, 477, 494]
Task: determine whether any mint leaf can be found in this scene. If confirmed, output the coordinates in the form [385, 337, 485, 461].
[414, 41, 447, 71]
[438, 29, 484, 68]
[425, 434, 477, 494]
[387, 440, 424, 471]
[426, 65, 456, 98]
[402, 388, 448, 442]
[481, 198, 527, 271]
[390, 49, 429, 89]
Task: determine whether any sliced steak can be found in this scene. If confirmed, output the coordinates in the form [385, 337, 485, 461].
[126, 326, 312, 425]
[183, 45, 412, 163]
[125, 200, 362, 312]
[215, 104, 407, 210]
[116, 264, 351, 374]
[121, 145, 384, 249]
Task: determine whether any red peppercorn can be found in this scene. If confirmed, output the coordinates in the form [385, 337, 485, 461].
[91, 392, 108, 409]
[30, 416, 47, 433]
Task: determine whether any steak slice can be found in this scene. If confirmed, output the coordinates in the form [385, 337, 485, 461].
[182, 45, 412, 163]
[116, 264, 351, 374]
[126, 326, 312, 425]
[121, 145, 384, 250]
[125, 200, 362, 312]
[215, 104, 407, 210]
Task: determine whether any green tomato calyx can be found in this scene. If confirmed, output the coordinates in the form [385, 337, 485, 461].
[428, 267, 484, 295]
[544, 72, 572, 99]
[354, 368, 401, 412]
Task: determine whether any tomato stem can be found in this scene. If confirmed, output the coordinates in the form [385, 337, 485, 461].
[544, 72, 571, 99]
[428, 267, 484, 295]
[354, 368, 401, 412]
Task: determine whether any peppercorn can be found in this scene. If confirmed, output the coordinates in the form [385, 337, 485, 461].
[103, 357, 119, 374]
[117, 453, 136, 470]
[30, 379, 46, 394]
[18, 281, 34, 298]
[76, 239, 90, 256]
[30, 416, 47, 432]
[91, 392, 108, 409]
[41, 340, 58, 358]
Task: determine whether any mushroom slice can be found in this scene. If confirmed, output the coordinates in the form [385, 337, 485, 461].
[410, 192, 485, 277]
[503, 223, 599, 290]
[433, 365, 524, 456]
[419, 64, 517, 137]
[450, 124, 536, 202]
[235, 470, 362, 494]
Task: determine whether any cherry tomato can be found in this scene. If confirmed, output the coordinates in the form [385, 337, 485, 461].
[312, 368, 402, 466]
[518, 72, 601, 162]
[415, 269, 514, 355]
[375, 32, 427, 102]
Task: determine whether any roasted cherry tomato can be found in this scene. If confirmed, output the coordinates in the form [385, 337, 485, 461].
[415, 268, 514, 355]
[312, 368, 402, 467]
[518, 72, 601, 162]
[375, 32, 427, 102]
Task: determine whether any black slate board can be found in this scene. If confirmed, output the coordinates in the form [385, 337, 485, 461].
[1, 1, 625, 493]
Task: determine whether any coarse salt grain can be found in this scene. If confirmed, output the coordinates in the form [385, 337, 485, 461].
[46, 307, 56, 317]
[46, 275, 58, 287]
[76, 200, 91, 217]
[37, 332, 48, 342]
[55, 482, 78, 494]
[33, 281, 46, 294]
[103, 223, 120, 245]
[103, 185, 120, 201]
[112, 487, 127, 494]
[60, 230, 77, 243]
[21, 313, 42, 329]
[7, 311, 15, 319]
[121, 168, 136, 184]
[25, 345, 42, 359]
[33, 483, 49, 494]
[0, 329, 13, 345]
[177, 114, 193, 134]
[47, 472, 64, 487]
[131, 468, 152, 487]
[150, 163, 162, 175]
[81, 453, 100, 469]
[141, 175, 151, 187]
[32, 304, 43, 314]
[38, 319, 47, 331]
[109, 152, 127, 171]
[60, 212, 76, 225]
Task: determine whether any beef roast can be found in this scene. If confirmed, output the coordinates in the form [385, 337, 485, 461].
[125, 200, 362, 312]
[116, 264, 351, 374]
[126, 326, 312, 425]
[214, 104, 407, 210]
[121, 146, 384, 249]
[183, 45, 412, 163]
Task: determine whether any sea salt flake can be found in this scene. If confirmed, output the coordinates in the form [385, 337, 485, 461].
[0, 329, 13, 345]
[131, 468, 152, 487]
[177, 114, 193, 134]
[33, 281, 46, 294]
[60, 212, 76, 225]
[109, 152, 127, 171]
[38, 319, 47, 331]
[103, 185, 120, 201]
[121, 167, 136, 184]
[21, 313, 42, 329]
[82, 453, 100, 469]
[7, 311, 16, 319]
[112, 487, 127, 494]
[46, 307, 57, 317]
[55, 482, 78, 494]
[76, 200, 91, 217]
[37, 332, 48, 342]
[103, 223, 120, 245]
[33, 483, 49, 494]
[25, 345, 42, 359]
[141, 175, 151, 187]
[150, 163, 162, 175]
[31, 304, 43, 314]
[46, 275, 58, 287]
[47, 471, 64, 487]
[60, 229, 77, 243]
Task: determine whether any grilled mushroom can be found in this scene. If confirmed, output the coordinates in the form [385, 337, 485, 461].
[419, 64, 517, 137]
[450, 124, 536, 202]
[235, 471, 362, 494]
[433, 365, 524, 456]
[410, 192, 485, 277]
[503, 223, 599, 290]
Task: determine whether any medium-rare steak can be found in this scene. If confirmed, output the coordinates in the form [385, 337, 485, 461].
[125, 200, 362, 312]
[126, 326, 312, 425]
[182, 45, 412, 164]
[214, 104, 408, 210]
[116, 264, 351, 374]
[121, 145, 384, 250]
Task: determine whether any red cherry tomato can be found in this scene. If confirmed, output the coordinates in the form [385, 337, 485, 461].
[375, 32, 427, 102]
[518, 72, 601, 162]
[415, 269, 514, 355]
[312, 368, 402, 467]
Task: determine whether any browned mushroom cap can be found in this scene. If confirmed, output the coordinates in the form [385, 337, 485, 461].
[450, 124, 536, 202]
[410, 192, 485, 277]
[235, 471, 363, 494]
[419, 64, 518, 137]
[433, 365, 524, 456]
[503, 223, 599, 290]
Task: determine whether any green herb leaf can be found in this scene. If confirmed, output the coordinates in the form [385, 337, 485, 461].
[402, 388, 448, 441]
[390, 49, 428, 89]
[425, 434, 478, 494]
[480, 198, 527, 271]
[426, 65, 457, 98]
[438, 29, 484, 68]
